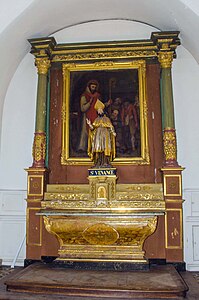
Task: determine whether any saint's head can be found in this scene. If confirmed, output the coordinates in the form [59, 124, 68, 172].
[87, 79, 99, 94]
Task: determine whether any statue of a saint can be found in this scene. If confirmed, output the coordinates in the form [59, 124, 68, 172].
[87, 99, 116, 168]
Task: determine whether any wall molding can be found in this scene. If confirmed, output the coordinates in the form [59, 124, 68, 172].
[0, 189, 26, 266]
[183, 188, 199, 271]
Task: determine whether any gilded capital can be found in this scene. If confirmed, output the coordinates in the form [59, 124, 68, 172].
[158, 51, 174, 68]
[35, 57, 51, 75]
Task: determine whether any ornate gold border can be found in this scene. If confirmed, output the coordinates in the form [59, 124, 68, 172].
[57, 258, 146, 263]
[26, 208, 42, 246]
[165, 199, 184, 203]
[61, 60, 149, 165]
[165, 208, 182, 249]
[163, 174, 182, 197]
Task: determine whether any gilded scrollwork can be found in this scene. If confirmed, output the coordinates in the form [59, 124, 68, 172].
[43, 216, 53, 233]
[47, 184, 89, 193]
[53, 50, 157, 62]
[32, 132, 46, 163]
[116, 192, 163, 201]
[94, 61, 114, 67]
[147, 216, 158, 232]
[41, 199, 165, 210]
[45, 192, 89, 201]
[42, 183, 165, 211]
[163, 128, 177, 161]
[41, 200, 96, 209]
[111, 200, 165, 209]
[83, 223, 119, 245]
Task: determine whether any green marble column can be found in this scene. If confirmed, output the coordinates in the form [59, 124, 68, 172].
[160, 68, 175, 129]
[32, 57, 51, 168]
[158, 51, 178, 166]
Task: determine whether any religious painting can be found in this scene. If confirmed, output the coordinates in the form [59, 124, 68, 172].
[61, 60, 149, 165]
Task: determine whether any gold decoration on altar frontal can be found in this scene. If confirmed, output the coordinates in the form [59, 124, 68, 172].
[42, 183, 165, 212]
[35, 57, 51, 74]
[41, 200, 165, 211]
[32, 132, 46, 163]
[43, 214, 158, 262]
[40, 181, 164, 262]
[158, 51, 174, 68]
[82, 223, 119, 245]
[163, 128, 177, 161]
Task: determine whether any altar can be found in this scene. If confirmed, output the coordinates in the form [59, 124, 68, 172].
[25, 31, 184, 270]
[38, 181, 164, 265]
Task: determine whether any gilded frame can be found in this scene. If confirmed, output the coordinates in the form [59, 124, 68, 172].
[61, 60, 149, 165]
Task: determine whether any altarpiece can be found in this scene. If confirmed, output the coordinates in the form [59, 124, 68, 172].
[25, 31, 184, 268]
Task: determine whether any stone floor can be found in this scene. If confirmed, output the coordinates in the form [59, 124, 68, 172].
[0, 265, 199, 299]
[0, 266, 15, 280]
[192, 272, 199, 283]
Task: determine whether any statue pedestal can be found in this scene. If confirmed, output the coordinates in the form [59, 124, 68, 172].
[88, 168, 117, 207]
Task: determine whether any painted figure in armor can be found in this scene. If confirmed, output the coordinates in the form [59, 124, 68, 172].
[87, 99, 116, 168]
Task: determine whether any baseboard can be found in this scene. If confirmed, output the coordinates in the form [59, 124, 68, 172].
[186, 264, 199, 271]
[2, 258, 24, 267]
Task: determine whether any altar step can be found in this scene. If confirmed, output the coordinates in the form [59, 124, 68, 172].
[5, 262, 188, 299]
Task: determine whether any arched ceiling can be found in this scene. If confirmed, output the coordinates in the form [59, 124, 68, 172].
[0, 0, 199, 128]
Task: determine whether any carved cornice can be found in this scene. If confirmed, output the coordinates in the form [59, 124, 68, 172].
[151, 31, 180, 52]
[28, 32, 181, 64]
[151, 31, 180, 68]
[28, 37, 56, 58]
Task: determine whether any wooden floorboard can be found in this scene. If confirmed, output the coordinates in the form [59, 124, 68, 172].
[0, 264, 197, 299]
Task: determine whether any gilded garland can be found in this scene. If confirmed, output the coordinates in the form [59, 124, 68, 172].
[163, 128, 177, 161]
[32, 132, 46, 164]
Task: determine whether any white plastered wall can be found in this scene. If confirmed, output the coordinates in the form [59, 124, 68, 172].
[0, 20, 198, 268]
